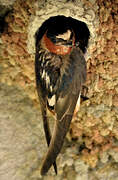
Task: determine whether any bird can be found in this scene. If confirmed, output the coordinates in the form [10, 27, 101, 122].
[35, 15, 90, 175]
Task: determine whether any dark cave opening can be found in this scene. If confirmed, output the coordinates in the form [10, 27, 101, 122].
[35, 15, 90, 53]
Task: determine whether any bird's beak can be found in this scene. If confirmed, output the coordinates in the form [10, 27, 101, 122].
[55, 39, 73, 47]
[61, 40, 73, 47]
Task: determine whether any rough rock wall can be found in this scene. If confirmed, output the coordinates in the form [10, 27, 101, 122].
[0, 0, 36, 100]
[70, 0, 118, 167]
[0, 0, 118, 179]
[0, 0, 16, 6]
[0, 83, 45, 180]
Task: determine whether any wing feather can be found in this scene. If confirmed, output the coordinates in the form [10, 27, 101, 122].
[41, 47, 86, 175]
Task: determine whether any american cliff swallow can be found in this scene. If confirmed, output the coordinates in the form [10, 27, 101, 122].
[35, 15, 90, 175]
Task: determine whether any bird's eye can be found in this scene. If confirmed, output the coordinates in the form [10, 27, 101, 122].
[75, 42, 80, 47]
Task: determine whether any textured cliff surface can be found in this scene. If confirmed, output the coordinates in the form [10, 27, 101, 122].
[0, 0, 118, 179]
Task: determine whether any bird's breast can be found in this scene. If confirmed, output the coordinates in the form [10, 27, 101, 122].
[38, 49, 62, 97]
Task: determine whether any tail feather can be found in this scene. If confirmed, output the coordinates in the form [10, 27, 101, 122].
[41, 106, 57, 175]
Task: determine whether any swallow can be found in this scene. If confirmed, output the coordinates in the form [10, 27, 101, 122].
[35, 15, 90, 175]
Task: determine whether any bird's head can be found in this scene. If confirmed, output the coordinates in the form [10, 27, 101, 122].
[35, 15, 90, 54]
[42, 28, 75, 55]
